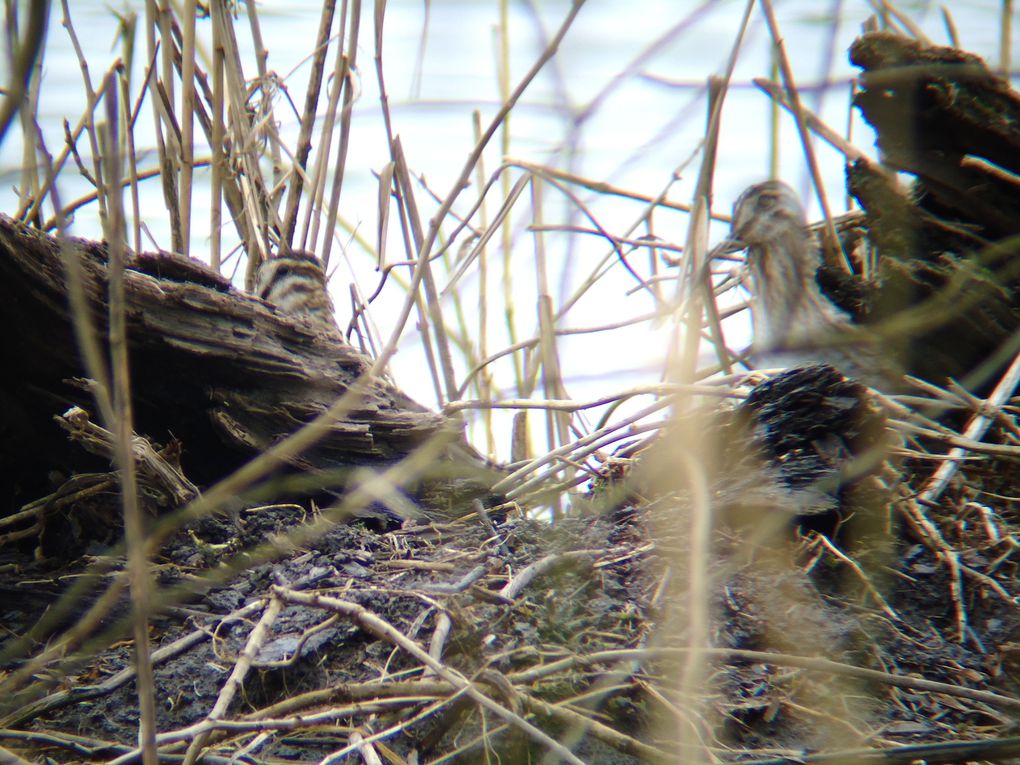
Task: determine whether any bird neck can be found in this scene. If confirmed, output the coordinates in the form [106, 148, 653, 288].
[748, 228, 848, 353]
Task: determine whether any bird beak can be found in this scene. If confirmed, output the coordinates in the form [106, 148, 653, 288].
[709, 238, 745, 260]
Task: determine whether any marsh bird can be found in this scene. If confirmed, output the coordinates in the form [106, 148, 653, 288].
[255, 250, 341, 336]
[730, 180, 891, 387]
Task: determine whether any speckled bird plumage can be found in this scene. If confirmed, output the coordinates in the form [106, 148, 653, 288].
[731, 181, 889, 386]
[255, 251, 339, 333]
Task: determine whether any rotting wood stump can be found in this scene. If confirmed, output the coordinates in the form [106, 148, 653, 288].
[0, 217, 485, 514]
[839, 32, 1020, 389]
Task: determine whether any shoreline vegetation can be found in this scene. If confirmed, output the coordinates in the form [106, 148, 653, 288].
[2, 3, 1020, 763]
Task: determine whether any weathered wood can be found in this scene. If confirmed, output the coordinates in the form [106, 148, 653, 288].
[846, 33, 1020, 389]
[851, 32, 1020, 238]
[0, 216, 456, 505]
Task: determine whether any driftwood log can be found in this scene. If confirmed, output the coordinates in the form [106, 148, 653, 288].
[839, 32, 1020, 388]
[0, 217, 488, 515]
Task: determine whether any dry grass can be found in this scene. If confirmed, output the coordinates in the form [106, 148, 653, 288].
[3, 1, 1020, 763]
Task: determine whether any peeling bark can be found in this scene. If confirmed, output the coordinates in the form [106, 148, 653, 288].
[0, 217, 455, 505]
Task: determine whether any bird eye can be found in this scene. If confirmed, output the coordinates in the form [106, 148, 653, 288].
[276, 266, 291, 278]
[758, 195, 775, 210]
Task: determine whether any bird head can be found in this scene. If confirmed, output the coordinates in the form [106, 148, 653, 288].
[254, 250, 338, 330]
[255, 251, 329, 302]
[730, 180, 807, 248]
